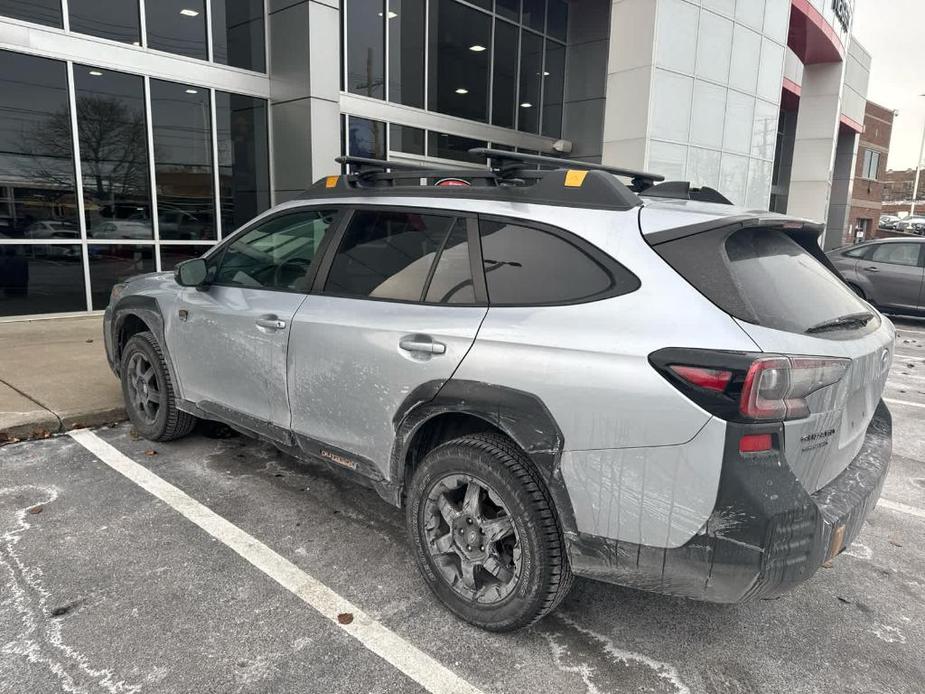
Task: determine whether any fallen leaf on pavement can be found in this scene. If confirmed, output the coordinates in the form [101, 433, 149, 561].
[28, 506, 43, 514]
[144, 449, 157, 456]
[337, 613, 354, 625]
[889, 538, 903, 548]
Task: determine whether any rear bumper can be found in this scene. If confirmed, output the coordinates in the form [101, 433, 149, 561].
[567, 400, 892, 602]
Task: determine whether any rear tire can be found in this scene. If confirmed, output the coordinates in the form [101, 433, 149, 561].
[120, 331, 196, 441]
[406, 432, 573, 631]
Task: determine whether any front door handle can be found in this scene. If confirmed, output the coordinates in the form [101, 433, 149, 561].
[256, 315, 287, 331]
[399, 338, 447, 355]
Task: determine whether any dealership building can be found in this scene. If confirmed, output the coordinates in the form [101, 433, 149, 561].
[0, 0, 869, 318]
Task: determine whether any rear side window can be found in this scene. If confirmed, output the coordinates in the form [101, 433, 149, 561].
[870, 243, 921, 267]
[655, 227, 874, 335]
[424, 219, 476, 304]
[842, 245, 869, 258]
[478, 220, 637, 305]
[324, 210, 455, 301]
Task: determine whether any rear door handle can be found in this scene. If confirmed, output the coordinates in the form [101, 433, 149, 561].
[863, 266, 879, 272]
[399, 338, 446, 355]
[256, 315, 287, 331]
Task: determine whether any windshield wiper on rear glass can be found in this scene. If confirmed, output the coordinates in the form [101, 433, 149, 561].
[805, 311, 875, 334]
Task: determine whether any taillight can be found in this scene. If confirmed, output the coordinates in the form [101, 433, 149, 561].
[740, 356, 848, 420]
[650, 348, 849, 423]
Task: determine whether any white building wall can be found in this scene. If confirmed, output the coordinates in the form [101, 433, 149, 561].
[604, 0, 792, 208]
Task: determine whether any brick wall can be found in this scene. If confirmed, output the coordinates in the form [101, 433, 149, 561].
[847, 101, 895, 243]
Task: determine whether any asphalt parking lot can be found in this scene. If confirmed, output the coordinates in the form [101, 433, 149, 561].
[2, 320, 924, 694]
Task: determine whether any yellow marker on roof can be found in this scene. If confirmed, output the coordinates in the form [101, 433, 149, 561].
[564, 169, 588, 187]
[325, 175, 339, 188]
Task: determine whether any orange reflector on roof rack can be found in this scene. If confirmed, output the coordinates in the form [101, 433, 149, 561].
[325, 175, 339, 188]
[564, 170, 588, 187]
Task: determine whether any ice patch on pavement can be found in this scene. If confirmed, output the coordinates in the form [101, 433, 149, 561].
[0, 485, 142, 693]
[538, 615, 690, 694]
[843, 542, 873, 560]
[872, 625, 906, 644]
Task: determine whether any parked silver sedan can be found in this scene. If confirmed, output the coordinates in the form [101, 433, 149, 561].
[828, 238, 925, 316]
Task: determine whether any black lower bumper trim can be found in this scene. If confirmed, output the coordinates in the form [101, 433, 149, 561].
[567, 400, 892, 603]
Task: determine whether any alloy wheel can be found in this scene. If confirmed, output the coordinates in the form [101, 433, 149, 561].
[423, 473, 522, 604]
[126, 351, 161, 425]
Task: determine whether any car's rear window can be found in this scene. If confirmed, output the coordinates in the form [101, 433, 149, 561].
[654, 227, 873, 335]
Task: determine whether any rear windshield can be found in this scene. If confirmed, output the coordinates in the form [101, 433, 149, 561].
[654, 227, 873, 335]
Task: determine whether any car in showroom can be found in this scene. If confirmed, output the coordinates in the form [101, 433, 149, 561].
[104, 151, 895, 631]
[828, 238, 925, 316]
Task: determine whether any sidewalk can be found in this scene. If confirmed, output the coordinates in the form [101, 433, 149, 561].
[0, 316, 125, 439]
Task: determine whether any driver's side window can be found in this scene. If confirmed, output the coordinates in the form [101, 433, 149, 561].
[212, 208, 340, 291]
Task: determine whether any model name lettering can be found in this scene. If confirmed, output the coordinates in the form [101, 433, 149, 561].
[321, 449, 357, 470]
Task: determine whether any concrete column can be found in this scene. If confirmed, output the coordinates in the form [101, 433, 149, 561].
[825, 129, 858, 248]
[786, 61, 846, 236]
[268, 0, 341, 203]
[600, 0, 657, 171]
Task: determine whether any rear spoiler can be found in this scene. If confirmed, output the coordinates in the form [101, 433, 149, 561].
[643, 215, 837, 274]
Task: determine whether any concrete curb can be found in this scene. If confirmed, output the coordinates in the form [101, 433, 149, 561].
[0, 407, 127, 441]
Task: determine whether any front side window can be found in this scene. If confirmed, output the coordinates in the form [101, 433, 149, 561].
[870, 243, 921, 267]
[325, 210, 457, 301]
[479, 221, 629, 305]
[214, 209, 340, 290]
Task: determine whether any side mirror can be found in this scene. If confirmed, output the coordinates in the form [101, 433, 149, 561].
[175, 258, 209, 287]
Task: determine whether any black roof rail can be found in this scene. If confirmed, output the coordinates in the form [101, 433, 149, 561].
[469, 147, 666, 191]
[336, 155, 428, 175]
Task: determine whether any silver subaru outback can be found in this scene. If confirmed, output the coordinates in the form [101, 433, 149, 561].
[105, 150, 894, 632]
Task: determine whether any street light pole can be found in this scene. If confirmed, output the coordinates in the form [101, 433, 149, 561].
[912, 95, 925, 216]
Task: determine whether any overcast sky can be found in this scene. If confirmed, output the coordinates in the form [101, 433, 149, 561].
[853, 0, 924, 171]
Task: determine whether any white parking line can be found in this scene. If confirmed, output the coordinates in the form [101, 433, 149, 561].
[884, 397, 925, 410]
[894, 353, 925, 361]
[878, 499, 925, 521]
[68, 429, 483, 694]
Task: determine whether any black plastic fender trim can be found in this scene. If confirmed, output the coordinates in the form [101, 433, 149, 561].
[389, 379, 578, 535]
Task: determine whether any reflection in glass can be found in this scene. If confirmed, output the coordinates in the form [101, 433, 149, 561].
[388, 0, 424, 107]
[216, 92, 270, 233]
[150, 79, 216, 240]
[69, 0, 140, 44]
[88, 245, 155, 310]
[160, 244, 209, 270]
[146, 0, 207, 60]
[74, 66, 153, 240]
[496, 0, 520, 22]
[212, 0, 266, 72]
[522, 0, 545, 31]
[347, 0, 385, 99]
[389, 124, 425, 155]
[546, 0, 567, 41]
[348, 117, 386, 159]
[428, 0, 491, 122]
[518, 31, 543, 134]
[0, 0, 61, 27]
[0, 51, 79, 239]
[0, 245, 86, 316]
[427, 132, 487, 164]
[542, 41, 565, 138]
[492, 20, 518, 129]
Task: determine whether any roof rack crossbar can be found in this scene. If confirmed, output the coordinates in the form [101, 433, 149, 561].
[468, 148, 665, 188]
[335, 155, 429, 174]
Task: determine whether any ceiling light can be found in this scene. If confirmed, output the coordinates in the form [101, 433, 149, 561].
[543, 71, 550, 76]
[179, 8, 199, 17]
[185, 88, 199, 94]
[377, 10, 398, 18]
[469, 44, 486, 52]
[520, 102, 533, 108]
[455, 88, 469, 94]
[88, 70, 103, 76]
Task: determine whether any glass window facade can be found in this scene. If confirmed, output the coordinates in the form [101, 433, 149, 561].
[150, 79, 216, 241]
[146, 0, 208, 60]
[389, 124, 425, 155]
[215, 92, 270, 234]
[348, 117, 387, 159]
[212, 0, 267, 72]
[74, 66, 153, 240]
[69, 0, 141, 44]
[0, 51, 79, 240]
[0, 245, 86, 317]
[88, 245, 155, 310]
[428, 132, 487, 163]
[0, 0, 61, 27]
[344, 0, 567, 137]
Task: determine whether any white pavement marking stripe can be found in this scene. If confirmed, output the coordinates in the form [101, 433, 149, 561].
[878, 499, 925, 521]
[884, 397, 925, 410]
[68, 429, 483, 694]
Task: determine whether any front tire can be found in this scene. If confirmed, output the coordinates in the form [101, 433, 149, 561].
[406, 433, 573, 631]
[120, 331, 196, 441]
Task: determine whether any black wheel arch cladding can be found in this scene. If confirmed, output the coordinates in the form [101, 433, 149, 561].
[391, 379, 578, 535]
